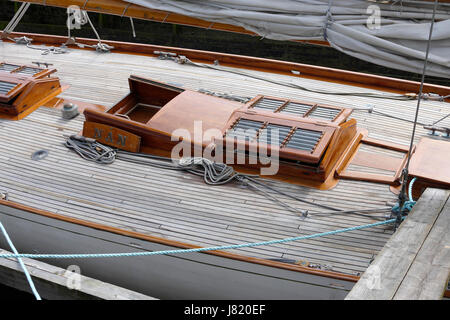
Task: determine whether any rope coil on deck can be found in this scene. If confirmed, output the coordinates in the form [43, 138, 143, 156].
[391, 177, 417, 215]
[64, 135, 116, 164]
[64, 135, 392, 220]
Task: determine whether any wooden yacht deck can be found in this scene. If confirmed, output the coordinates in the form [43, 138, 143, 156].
[1, 41, 449, 277]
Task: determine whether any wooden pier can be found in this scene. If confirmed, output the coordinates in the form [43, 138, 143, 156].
[0, 249, 156, 300]
[346, 188, 450, 300]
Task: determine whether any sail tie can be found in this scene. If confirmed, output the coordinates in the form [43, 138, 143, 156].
[322, 0, 334, 42]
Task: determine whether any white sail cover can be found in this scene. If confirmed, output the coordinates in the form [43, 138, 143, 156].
[125, 0, 450, 78]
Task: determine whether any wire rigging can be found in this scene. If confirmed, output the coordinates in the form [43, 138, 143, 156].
[432, 112, 450, 126]
[405, 0, 438, 173]
[170, 55, 432, 102]
[396, 0, 438, 227]
[2, 2, 30, 36]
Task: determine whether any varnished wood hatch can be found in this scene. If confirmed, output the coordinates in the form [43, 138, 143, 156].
[0, 62, 63, 120]
[83, 75, 450, 192]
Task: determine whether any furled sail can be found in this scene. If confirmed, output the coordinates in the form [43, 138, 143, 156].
[125, 0, 450, 78]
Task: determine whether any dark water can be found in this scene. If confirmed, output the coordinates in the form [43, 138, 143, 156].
[0, 282, 35, 300]
[0, 0, 448, 87]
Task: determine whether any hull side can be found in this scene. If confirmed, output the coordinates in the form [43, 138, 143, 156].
[0, 203, 353, 299]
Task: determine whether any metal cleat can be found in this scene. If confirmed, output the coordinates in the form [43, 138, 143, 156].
[421, 92, 444, 101]
[154, 51, 178, 60]
[0, 191, 9, 201]
[63, 36, 78, 46]
[94, 43, 114, 53]
[175, 55, 188, 64]
[13, 36, 33, 45]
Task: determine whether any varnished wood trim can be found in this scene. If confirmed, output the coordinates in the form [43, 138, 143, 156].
[362, 137, 410, 153]
[18, 0, 330, 47]
[0, 80, 63, 120]
[3, 31, 449, 101]
[338, 171, 397, 185]
[0, 199, 358, 283]
[336, 135, 410, 185]
[335, 132, 364, 175]
[394, 152, 410, 182]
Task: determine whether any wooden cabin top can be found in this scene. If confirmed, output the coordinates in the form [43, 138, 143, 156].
[85, 74, 358, 181]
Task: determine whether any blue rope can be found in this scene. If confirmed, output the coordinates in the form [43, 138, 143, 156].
[392, 178, 417, 214]
[408, 177, 417, 202]
[0, 219, 396, 260]
[0, 222, 41, 300]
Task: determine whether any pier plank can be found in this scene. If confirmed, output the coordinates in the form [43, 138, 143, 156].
[0, 249, 156, 300]
[394, 196, 450, 299]
[346, 188, 450, 299]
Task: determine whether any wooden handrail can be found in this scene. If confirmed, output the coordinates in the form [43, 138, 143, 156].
[17, 0, 328, 47]
[3, 30, 449, 101]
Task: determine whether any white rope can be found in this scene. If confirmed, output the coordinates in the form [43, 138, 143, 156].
[63, 9, 114, 53]
[130, 17, 136, 38]
[85, 12, 102, 44]
[397, 0, 438, 227]
[80, 12, 114, 52]
[3, 2, 30, 34]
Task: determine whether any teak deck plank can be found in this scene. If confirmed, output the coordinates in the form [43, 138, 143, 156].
[0, 121, 395, 224]
[2, 172, 382, 260]
[0, 160, 390, 245]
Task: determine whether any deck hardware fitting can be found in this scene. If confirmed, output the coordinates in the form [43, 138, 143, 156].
[13, 36, 33, 45]
[154, 51, 177, 60]
[31, 150, 49, 161]
[32, 61, 53, 68]
[62, 103, 80, 119]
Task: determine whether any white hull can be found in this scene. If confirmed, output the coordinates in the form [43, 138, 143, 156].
[0, 203, 353, 299]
